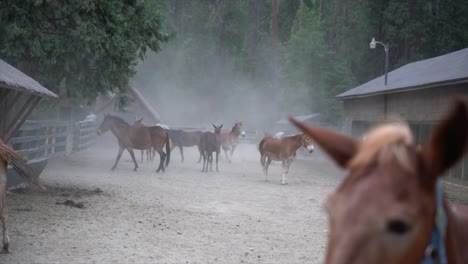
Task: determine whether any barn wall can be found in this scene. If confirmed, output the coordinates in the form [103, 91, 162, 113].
[341, 83, 468, 181]
[386, 84, 468, 121]
[342, 84, 468, 137]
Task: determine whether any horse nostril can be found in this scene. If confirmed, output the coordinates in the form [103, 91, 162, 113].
[387, 219, 410, 235]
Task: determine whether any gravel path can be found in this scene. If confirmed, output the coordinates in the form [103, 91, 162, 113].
[1, 136, 344, 264]
[2, 135, 467, 264]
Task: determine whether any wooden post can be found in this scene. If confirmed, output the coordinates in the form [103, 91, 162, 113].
[65, 121, 74, 155]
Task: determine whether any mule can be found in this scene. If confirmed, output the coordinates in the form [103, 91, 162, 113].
[220, 121, 245, 163]
[0, 138, 34, 253]
[289, 99, 468, 264]
[97, 114, 170, 172]
[200, 124, 223, 172]
[167, 129, 204, 163]
[259, 134, 315, 185]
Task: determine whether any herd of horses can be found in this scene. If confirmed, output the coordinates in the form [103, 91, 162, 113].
[2, 99, 468, 263]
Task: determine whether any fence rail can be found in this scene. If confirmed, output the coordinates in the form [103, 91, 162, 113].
[11, 120, 97, 162]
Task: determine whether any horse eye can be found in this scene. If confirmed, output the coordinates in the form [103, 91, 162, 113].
[387, 219, 410, 235]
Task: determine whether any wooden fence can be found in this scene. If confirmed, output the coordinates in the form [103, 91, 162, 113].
[11, 120, 97, 162]
[7, 119, 96, 187]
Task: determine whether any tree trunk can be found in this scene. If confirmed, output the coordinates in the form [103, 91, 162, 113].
[271, 0, 279, 116]
[431, 0, 439, 16]
[319, 0, 324, 20]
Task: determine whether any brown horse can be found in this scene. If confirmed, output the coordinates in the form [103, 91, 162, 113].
[0, 138, 33, 253]
[97, 114, 170, 172]
[133, 118, 155, 162]
[200, 124, 223, 172]
[167, 129, 204, 163]
[290, 99, 468, 264]
[259, 134, 315, 185]
[220, 121, 245, 163]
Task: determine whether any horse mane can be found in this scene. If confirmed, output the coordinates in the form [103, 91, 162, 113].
[349, 123, 415, 173]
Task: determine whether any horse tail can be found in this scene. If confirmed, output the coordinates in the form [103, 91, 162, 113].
[0, 139, 33, 185]
[165, 131, 171, 167]
[258, 138, 266, 167]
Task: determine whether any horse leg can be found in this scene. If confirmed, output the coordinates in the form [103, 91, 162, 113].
[155, 149, 166, 173]
[0, 204, 8, 253]
[209, 152, 213, 172]
[197, 145, 202, 163]
[216, 151, 219, 172]
[201, 151, 207, 172]
[281, 159, 291, 185]
[0, 161, 9, 253]
[266, 158, 272, 171]
[260, 155, 266, 178]
[140, 150, 143, 163]
[229, 145, 237, 163]
[111, 146, 125, 170]
[127, 148, 138, 171]
[223, 147, 229, 162]
[179, 146, 184, 163]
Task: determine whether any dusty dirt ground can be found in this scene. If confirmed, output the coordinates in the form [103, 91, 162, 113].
[2, 135, 468, 264]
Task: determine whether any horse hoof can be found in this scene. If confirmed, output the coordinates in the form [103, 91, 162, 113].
[1, 246, 10, 254]
[110, 167, 116, 171]
[281, 182, 288, 185]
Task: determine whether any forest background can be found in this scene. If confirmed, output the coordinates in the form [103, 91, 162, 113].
[1, 0, 467, 128]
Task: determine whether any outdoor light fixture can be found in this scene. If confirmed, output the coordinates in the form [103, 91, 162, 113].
[369, 37, 389, 86]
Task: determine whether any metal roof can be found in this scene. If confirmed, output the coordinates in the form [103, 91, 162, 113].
[276, 113, 320, 124]
[128, 86, 161, 122]
[0, 58, 57, 98]
[337, 47, 468, 99]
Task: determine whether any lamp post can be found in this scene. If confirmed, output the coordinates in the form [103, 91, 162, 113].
[370, 37, 389, 86]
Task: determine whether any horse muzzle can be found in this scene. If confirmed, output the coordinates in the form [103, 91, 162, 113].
[97, 129, 102, 136]
[241, 131, 246, 137]
[307, 145, 315, 153]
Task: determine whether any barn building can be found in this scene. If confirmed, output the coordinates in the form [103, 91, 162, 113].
[337, 47, 468, 181]
[0, 59, 57, 142]
[94, 86, 161, 125]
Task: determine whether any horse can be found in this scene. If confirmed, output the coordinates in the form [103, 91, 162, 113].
[258, 133, 315, 185]
[167, 129, 204, 163]
[97, 114, 170, 173]
[0, 138, 34, 253]
[289, 99, 468, 264]
[220, 121, 245, 163]
[133, 118, 155, 162]
[200, 124, 223, 172]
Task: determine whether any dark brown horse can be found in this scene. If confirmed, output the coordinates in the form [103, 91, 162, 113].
[200, 124, 223, 172]
[290, 99, 468, 264]
[0, 138, 34, 253]
[167, 129, 204, 163]
[220, 121, 245, 163]
[97, 114, 170, 172]
[259, 134, 314, 184]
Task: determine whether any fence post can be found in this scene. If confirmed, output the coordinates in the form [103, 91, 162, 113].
[65, 121, 74, 156]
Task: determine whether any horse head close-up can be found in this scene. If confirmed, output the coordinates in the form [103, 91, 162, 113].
[290, 99, 468, 264]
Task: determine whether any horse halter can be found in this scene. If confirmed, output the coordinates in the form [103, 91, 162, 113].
[421, 180, 447, 264]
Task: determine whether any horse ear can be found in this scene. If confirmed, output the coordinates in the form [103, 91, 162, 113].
[289, 117, 359, 168]
[219, 124, 223, 129]
[421, 99, 468, 182]
[212, 123, 216, 129]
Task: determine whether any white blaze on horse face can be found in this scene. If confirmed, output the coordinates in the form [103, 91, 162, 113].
[307, 145, 315, 153]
